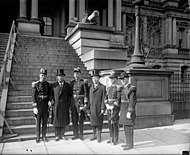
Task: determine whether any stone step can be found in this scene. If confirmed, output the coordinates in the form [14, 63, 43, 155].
[6, 102, 33, 110]
[5, 109, 33, 117]
[6, 116, 35, 126]
[1, 129, 111, 143]
[3, 120, 109, 135]
[7, 96, 32, 103]
[8, 90, 32, 96]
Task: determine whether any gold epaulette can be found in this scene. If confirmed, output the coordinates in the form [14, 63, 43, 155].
[32, 81, 39, 88]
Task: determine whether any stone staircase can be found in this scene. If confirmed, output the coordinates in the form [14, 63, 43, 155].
[0, 33, 9, 67]
[3, 35, 95, 140]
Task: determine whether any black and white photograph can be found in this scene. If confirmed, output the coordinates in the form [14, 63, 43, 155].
[0, 0, 189, 154]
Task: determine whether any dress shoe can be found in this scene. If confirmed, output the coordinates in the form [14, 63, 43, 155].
[79, 135, 84, 141]
[36, 139, 40, 143]
[107, 140, 111, 143]
[90, 136, 97, 141]
[97, 139, 101, 143]
[42, 137, 48, 142]
[63, 136, 68, 140]
[113, 142, 118, 145]
[71, 135, 79, 140]
[122, 144, 127, 147]
[123, 146, 133, 150]
[55, 137, 59, 141]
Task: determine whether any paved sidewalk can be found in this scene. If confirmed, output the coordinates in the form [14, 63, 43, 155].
[0, 119, 190, 154]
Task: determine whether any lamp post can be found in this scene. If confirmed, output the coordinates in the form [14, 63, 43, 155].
[130, 0, 145, 66]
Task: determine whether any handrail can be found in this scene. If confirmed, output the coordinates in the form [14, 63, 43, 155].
[0, 20, 18, 88]
[0, 20, 18, 137]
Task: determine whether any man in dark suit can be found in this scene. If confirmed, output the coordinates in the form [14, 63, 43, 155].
[32, 68, 51, 143]
[89, 70, 106, 143]
[51, 69, 73, 141]
[118, 72, 137, 150]
[70, 67, 88, 140]
[105, 72, 121, 145]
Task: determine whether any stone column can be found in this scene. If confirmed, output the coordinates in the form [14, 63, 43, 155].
[102, 9, 107, 26]
[172, 18, 177, 46]
[108, 0, 113, 27]
[122, 12, 126, 33]
[116, 0, 121, 31]
[143, 16, 147, 46]
[59, 1, 66, 37]
[161, 19, 166, 46]
[69, 0, 75, 22]
[79, 0, 85, 22]
[19, 0, 27, 20]
[166, 17, 172, 46]
[31, 0, 38, 21]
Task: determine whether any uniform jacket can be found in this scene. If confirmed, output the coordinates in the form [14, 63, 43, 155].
[70, 79, 88, 114]
[51, 81, 73, 127]
[105, 84, 121, 124]
[89, 82, 106, 126]
[119, 83, 137, 126]
[31, 81, 51, 112]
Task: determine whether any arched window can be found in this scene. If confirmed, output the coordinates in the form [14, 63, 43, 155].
[43, 17, 53, 36]
[181, 65, 189, 82]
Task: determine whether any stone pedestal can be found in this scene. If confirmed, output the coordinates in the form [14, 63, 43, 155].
[17, 19, 41, 35]
[65, 23, 127, 71]
[100, 67, 174, 129]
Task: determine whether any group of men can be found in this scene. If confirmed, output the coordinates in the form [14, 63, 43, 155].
[32, 67, 137, 151]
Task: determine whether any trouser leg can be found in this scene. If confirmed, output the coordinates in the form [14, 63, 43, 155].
[36, 114, 41, 140]
[79, 111, 85, 138]
[113, 122, 119, 144]
[125, 125, 133, 148]
[97, 125, 102, 143]
[71, 104, 79, 137]
[108, 120, 114, 143]
[42, 108, 48, 138]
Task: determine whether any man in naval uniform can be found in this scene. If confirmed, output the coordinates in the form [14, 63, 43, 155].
[32, 68, 52, 143]
[105, 72, 121, 145]
[118, 72, 137, 150]
[70, 67, 88, 140]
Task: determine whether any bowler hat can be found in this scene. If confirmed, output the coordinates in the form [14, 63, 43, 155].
[39, 68, 47, 75]
[74, 67, 81, 73]
[119, 72, 129, 79]
[109, 73, 118, 79]
[56, 69, 65, 76]
[90, 70, 100, 77]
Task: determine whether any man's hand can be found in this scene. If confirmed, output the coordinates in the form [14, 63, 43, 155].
[105, 104, 110, 110]
[48, 101, 52, 107]
[73, 94, 77, 98]
[99, 110, 104, 116]
[33, 108, 38, 114]
[126, 112, 131, 119]
[113, 102, 118, 107]
[110, 105, 114, 110]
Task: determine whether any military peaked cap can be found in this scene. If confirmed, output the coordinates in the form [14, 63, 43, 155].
[119, 72, 130, 79]
[39, 68, 47, 75]
[74, 67, 81, 73]
[109, 72, 118, 79]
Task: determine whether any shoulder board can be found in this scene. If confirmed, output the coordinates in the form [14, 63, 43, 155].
[128, 85, 137, 94]
[32, 81, 39, 88]
[83, 79, 88, 83]
[117, 85, 123, 91]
